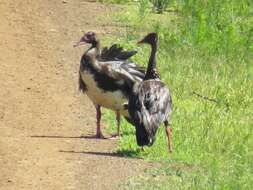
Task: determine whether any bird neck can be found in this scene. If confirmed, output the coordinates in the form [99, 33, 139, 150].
[92, 39, 101, 51]
[144, 42, 159, 80]
[82, 40, 101, 70]
[89, 39, 101, 55]
[86, 39, 101, 58]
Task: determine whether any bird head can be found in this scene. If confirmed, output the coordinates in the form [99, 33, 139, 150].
[74, 31, 98, 47]
[137, 32, 158, 46]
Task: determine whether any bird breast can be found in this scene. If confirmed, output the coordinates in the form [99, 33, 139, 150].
[80, 69, 129, 117]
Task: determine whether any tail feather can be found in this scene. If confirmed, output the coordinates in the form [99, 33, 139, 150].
[135, 124, 156, 147]
[124, 116, 135, 125]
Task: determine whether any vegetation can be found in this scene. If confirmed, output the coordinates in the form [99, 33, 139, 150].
[150, 0, 170, 13]
[101, 0, 253, 189]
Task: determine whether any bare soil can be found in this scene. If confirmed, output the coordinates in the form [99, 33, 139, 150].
[0, 1, 154, 189]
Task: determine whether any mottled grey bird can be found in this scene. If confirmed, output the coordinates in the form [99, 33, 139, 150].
[128, 33, 173, 152]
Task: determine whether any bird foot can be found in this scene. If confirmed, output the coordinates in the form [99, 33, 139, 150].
[109, 133, 121, 139]
[96, 132, 106, 139]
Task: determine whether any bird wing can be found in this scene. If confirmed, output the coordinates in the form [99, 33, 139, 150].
[100, 44, 137, 61]
[129, 80, 172, 146]
[141, 81, 172, 125]
[98, 60, 146, 85]
[78, 71, 87, 93]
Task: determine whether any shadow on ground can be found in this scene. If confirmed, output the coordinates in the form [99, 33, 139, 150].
[30, 135, 108, 140]
[59, 150, 143, 159]
[31, 135, 143, 159]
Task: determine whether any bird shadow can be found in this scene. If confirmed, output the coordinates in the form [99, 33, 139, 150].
[30, 135, 108, 140]
[59, 150, 143, 159]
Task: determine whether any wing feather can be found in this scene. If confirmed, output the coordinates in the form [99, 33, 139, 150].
[100, 44, 137, 61]
[97, 44, 145, 85]
[98, 60, 145, 86]
[129, 80, 172, 146]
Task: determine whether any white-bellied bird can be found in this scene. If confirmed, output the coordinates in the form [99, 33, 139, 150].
[74, 32, 145, 138]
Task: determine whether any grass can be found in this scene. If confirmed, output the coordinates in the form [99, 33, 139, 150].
[100, 0, 253, 189]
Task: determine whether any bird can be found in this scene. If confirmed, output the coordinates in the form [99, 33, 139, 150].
[128, 33, 173, 152]
[74, 31, 146, 139]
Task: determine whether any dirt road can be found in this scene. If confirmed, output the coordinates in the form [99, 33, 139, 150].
[0, 1, 152, 189]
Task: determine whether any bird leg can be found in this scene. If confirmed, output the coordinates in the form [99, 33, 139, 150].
[164, 120, 172, 153]
[110, 110, 121, 138]
[95, 105, 104, 138]
[116, 110, 121, 137]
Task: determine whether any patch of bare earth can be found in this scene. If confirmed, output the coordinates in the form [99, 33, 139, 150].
[0, 0, 155, 190]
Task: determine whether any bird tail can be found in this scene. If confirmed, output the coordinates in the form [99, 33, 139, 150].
[135, 124, 157, 147]
[123, 111, 156, 146]
[123, 116, 135, 126]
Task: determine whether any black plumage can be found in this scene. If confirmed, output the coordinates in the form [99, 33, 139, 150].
[100, 44, 137, 61]
[128, 33, 173, 152]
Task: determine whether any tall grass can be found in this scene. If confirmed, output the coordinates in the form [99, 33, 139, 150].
[150, 0, 170, 13]
[101, 0, 253, 189]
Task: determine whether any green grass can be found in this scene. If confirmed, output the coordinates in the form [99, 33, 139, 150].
[101, 0, 253, 189]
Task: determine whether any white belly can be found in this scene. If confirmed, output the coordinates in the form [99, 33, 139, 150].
[81, 70, 129, 117]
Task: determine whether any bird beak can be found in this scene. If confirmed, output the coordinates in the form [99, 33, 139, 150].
[73, 36, 88, 48]
[137, 39, 144, 45]
[73, 40, 86, 48]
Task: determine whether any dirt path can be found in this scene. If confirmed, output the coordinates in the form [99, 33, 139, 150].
[0, 1, 153, 189]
